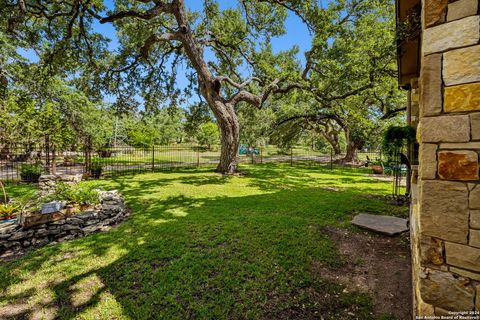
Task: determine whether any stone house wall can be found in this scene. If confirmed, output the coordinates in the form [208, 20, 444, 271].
[411, 0, 480, 315]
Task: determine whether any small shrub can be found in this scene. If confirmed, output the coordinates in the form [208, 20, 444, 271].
[89, 163, 103, 178]
[19, 163, 42, 182]
[89, 162, 103, 171]
[47, 182, 100, 206]
[0, 203, 20, 220]
[69, 184, 99, 205]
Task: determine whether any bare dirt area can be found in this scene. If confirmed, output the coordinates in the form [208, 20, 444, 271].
[313, 227, 412, 320]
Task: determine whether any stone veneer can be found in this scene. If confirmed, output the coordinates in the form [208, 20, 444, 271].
[411, 0, 480, 316]
[0, 191, 128, 259]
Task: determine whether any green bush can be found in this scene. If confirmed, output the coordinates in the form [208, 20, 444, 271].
[89, 162, 103, 171]
[47, 183, 99, 205]
[19, 163, 42, 176]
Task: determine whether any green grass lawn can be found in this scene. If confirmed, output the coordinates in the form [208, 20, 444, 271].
[2, 182, 37, 203]
[0, 164, 407, 320]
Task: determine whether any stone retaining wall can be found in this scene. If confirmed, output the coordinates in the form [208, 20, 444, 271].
[0, 191, 128, 259]
[38, 174, 83, 195]
[411, 0, 480, 315]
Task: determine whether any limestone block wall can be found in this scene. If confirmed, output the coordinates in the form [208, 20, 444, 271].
[413, 0, 480, 315]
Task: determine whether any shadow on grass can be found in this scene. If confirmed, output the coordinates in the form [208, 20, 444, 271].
[0, 164, 403, 319]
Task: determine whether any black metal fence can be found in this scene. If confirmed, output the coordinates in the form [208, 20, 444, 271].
[0, 143, 382, 181]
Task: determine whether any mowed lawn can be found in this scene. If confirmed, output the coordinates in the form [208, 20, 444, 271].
[0, 164, 407, 320]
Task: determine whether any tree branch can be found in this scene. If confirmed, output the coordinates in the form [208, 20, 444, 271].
[215, 76, 263, 90]
[276, 113, 344, 128]
[139, 32, 182, 59]
[99, 2, 175, 24]
[228, 78, 280, 108]
[380, 107, 407, 120]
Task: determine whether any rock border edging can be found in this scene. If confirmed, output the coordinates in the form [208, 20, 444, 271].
[0, 190, 129, 259]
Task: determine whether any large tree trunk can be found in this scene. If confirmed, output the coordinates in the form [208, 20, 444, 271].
[340, 128, 361, 164]
[201, 81, 240, 174]
[321, 130, 341, 155]
[343, 140, 359, 163]
[216, 113, 240, 174]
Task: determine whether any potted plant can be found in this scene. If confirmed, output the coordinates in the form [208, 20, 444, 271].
[0, 203, 19, 221]
[62, 155, 76, 166]
[371, 160, 384, 174]
[89, 163, 103, 178]
[19, 163, 42, 183]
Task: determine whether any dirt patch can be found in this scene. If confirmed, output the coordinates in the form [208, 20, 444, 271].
[312, 227, 412, 319]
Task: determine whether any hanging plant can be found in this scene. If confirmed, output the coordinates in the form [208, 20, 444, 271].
[396, 4, 421, 43]
[382, 125, 416, 158]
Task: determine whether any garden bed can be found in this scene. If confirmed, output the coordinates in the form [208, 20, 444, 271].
[0, 190, 128, 260]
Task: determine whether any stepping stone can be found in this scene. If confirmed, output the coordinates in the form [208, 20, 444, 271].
[352, 214, 408, 236]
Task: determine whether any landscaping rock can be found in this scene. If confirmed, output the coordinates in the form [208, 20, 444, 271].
[83, 225, 102, 234]
[0, 222, 19, 234]
[38, 174, 83, 195]
[66, 217, 83, 225]
[48, 228, 62, 236]
[0, 233, 11, 240]
[35, 229, 48, 237]
[32, 238, 49, 247]
[351, 214, 408, 236]
[84, 219, 100, 226]
[1, 190, 128, 259]
[62, 224, 81, 231]
[57, 235, 75, 242]
[9, 231, 33, 241]
[101, 204, 122, 213]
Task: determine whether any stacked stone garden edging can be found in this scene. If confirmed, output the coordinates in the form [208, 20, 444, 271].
[38, 174, 83, 195]
[0, 190, 129, 258]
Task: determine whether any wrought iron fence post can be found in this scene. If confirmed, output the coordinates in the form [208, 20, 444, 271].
[196, 145, 200, 167]
[260, 147, 263, 164]
[152, 145, 155, 172]
[290, 147, 293, 167]
[330, 148, 333, 170]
